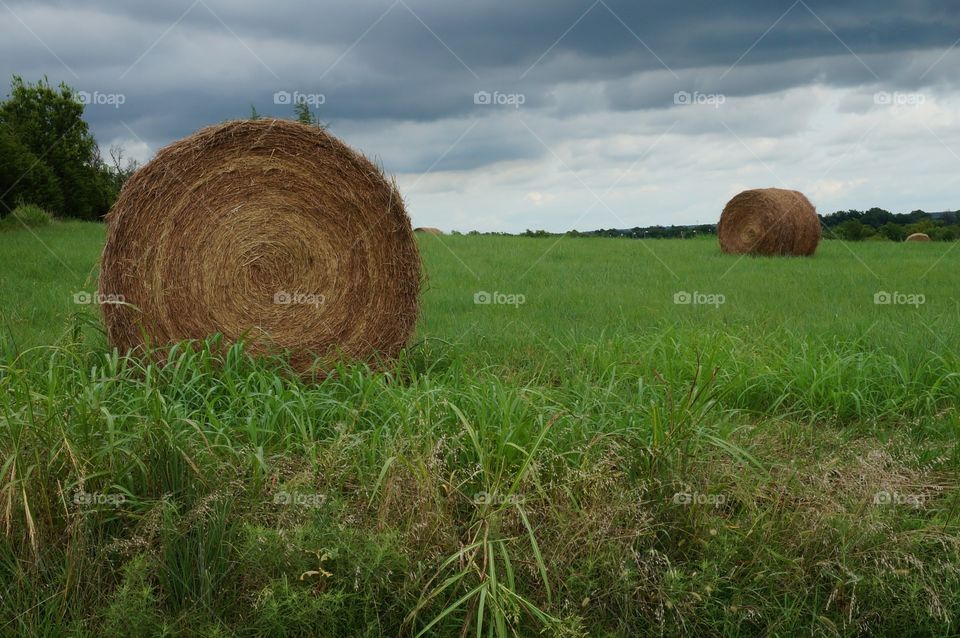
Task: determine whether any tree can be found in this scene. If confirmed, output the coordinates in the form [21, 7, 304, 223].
[249, 105, 261, 120]
[108, 144, 139, 191]
[932, 225, 960, 241]
[294, 100, 316, 126]
[0, 76, 115, 219]
[0, 124, 63, 215]
[291, 99, 328, 128]
[835, 219, 874, 241]
[860, 207, 895, 228]
[878, 222, 907, 242]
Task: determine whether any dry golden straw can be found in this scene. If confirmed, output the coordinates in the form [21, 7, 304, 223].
[717, 188, 821, 256]
[906, 232, 931, 242]
[99, 119, 421, 373]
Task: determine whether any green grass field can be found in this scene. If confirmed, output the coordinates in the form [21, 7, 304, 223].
[1, 221, 958, 636]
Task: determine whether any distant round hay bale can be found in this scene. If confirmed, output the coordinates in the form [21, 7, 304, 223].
[99, 119, 421, 373]
[905, 232, 931, 242]
[717, 188, 821, 256]
[414, 227, 443, 235]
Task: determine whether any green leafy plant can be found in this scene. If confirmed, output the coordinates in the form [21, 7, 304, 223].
[2, 202, 51, 229]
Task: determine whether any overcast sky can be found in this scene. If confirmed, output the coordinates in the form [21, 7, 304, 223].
[2, 0, 960, 232]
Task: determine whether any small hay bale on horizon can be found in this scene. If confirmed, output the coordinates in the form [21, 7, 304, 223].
[905, 232, 931, 242]
[414, 227, 443, 235]
[99, 119, 421, 374]
[717, 188, 822, 256]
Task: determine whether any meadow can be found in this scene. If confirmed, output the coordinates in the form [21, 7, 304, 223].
[1, 221, 958, 636]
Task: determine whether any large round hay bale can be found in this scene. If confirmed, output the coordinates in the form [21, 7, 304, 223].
[905, 232, 931, 242]
[414, 227, 443, 235]
[717, 188, 821, 256]
[99, 119, 421, 373]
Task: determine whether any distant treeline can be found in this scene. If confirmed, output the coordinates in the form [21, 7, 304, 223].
[460, 225, 717, 239]
[455, 209, 960, 241]
[819, 208, 959, 241]
[563, 224, 717, 239]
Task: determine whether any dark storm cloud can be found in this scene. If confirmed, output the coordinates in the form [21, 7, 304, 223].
[32, 0, 958, 72]
[2, 0, 959, 170]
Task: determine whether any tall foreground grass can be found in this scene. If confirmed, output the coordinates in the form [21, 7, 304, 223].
[0, 223, 958, 635]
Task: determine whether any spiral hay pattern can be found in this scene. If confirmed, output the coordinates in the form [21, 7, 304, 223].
[99, 119, 421, 373]
[717, 188, 821, 256]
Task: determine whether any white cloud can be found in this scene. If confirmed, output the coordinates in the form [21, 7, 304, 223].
[524, 191, 555, 206]
[397, 82, 960, 232]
